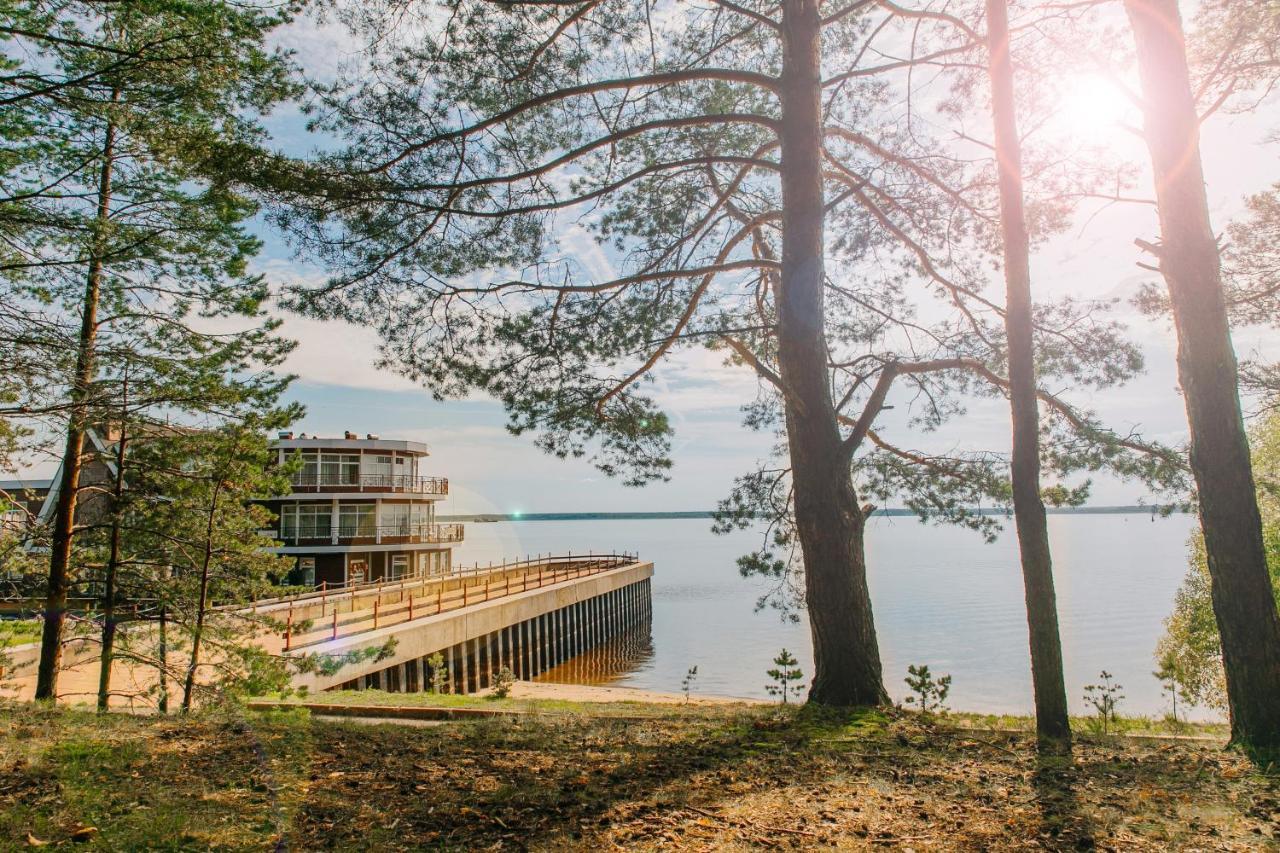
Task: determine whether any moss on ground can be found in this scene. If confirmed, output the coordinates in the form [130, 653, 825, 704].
[0, 699, 1275, 850]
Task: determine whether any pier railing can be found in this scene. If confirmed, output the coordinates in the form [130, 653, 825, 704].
[259, 552, 641, 651]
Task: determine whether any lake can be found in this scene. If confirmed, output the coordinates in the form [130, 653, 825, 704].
[453, 512, 1208, 718]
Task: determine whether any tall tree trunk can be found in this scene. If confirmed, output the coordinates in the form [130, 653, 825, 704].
[35, 109, 118, 701]
[181, 480, 223, 712]
[778, 0, 887, 706]
[1124, 0, 1280, 756]
[97, 394, 129, 712]
[157, 605, 168, 714]
[984, 0, 1072, 748]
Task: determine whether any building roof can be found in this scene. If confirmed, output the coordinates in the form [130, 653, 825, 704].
[271, 435, 431, 456]
[0, 479, 53, 491]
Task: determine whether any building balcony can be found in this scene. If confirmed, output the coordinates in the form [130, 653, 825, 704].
[273, 522, 464, 547]
[287, 474, 449, 496]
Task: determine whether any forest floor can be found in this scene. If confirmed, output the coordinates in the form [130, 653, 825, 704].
[0, 696, 1276, 851]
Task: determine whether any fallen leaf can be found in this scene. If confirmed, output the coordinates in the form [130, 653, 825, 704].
[25, 834, 49, 847]
[70, 826, 98, 843]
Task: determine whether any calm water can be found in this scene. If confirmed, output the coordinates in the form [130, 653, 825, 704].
[454, 513, 1208, 719]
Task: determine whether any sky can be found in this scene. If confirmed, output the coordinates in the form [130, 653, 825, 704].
[231, 9, 1280, 515]
[17, 8, 1276, 516]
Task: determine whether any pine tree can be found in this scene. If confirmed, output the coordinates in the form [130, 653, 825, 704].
[0, 1, 302, 701]
[267, 0, 1187, 710]
[1124, 0, 1280, 759]
[765, 648, 804, 704]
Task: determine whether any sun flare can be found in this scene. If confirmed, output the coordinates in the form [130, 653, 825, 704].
[1052, 73, 1136, 147]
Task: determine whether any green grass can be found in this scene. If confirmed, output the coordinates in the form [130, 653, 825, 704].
[262, 690, 1231, 737]
[0, 703, 315, 849]
[0, 619, 41, 648]
[945, 710, 1231, 739]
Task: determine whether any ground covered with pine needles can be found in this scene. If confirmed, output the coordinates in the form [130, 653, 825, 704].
[0, 698, 1276, 850]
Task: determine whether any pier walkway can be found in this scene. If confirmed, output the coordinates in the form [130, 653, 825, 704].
[262, 554, 654, 694]
[1, 554, 654, 704]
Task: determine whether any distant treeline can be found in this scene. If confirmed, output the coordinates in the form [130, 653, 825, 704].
[442, 506, 1187, 523]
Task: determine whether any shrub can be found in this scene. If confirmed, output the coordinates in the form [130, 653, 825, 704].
[903, 664, 952, 715]
[427, 652, 449, 694]
[1083, 670, 1124, 735]
[681, 665, 698, 704]
[765, 649, 803, 704]
[490, 666, 515, 699]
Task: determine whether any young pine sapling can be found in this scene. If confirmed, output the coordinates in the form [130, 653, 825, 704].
[427, 652, 449, 695]
[681, 665, 699, 704]
[904, 664, 952, 715]
[491, 666, 515, 700]
[1083, 671, 1125, 735]
[766, 649, 804, 704]
[1153, 654, 1185, 728]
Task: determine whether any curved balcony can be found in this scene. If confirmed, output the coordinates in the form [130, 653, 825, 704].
[288, 474, 449, 496]
[274, 522, 464, 547]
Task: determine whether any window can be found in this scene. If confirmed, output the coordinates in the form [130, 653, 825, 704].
[390, 554, 409, 579]
[299, 450, 319, 485]
[338, 503, 376, 537]
[381, 503, 411, 535]
[298, 557, 316, 586]
[280, 504, 330, 540]
[422, 550, 450, 576]
[320, 453, 360, 485]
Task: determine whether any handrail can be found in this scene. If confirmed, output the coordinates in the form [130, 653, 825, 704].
[273, 552, 643, 651]
[274, 522, 465, 544]
[287, 474, 449, 494]
[258, 551, 639, 607]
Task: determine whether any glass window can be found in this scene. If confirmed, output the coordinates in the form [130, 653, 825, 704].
[338, 503, 375, 536]
[284, 450, 319, 486]
[280, 504, 330, 539]
[390, 554, 408, 579]
[321, 453, 360, 485]
[298, 557, 316, 586]
[382, 503, 410, 535]
[301, 505, 330, 537]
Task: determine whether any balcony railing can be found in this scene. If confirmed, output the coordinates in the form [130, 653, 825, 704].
[274, 522, 464, 546]
[288, 473, 449, 495]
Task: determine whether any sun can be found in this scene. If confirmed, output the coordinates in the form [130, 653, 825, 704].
[1051, 73, 1137, 148]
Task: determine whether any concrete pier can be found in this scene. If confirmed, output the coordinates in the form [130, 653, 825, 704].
[290, 560, 654, 694]
[338, 575, 656, 694]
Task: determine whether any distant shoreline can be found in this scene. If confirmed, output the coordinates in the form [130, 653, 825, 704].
[441, 506, 1189, 522]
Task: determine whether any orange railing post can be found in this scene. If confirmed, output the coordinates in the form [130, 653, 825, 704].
[332, 609, 338, 641]
[408, 593, 414, 621]
[373, 598, 379, 629]
[284, 605, 293, 652]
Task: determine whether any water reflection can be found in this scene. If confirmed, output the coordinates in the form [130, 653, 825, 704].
[535, 621, 655, 687]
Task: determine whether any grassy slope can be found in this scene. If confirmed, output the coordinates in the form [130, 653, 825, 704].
[0, 699, 1275, 851]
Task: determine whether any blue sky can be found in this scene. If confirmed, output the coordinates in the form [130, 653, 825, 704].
[230, 15, 1280, 514]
